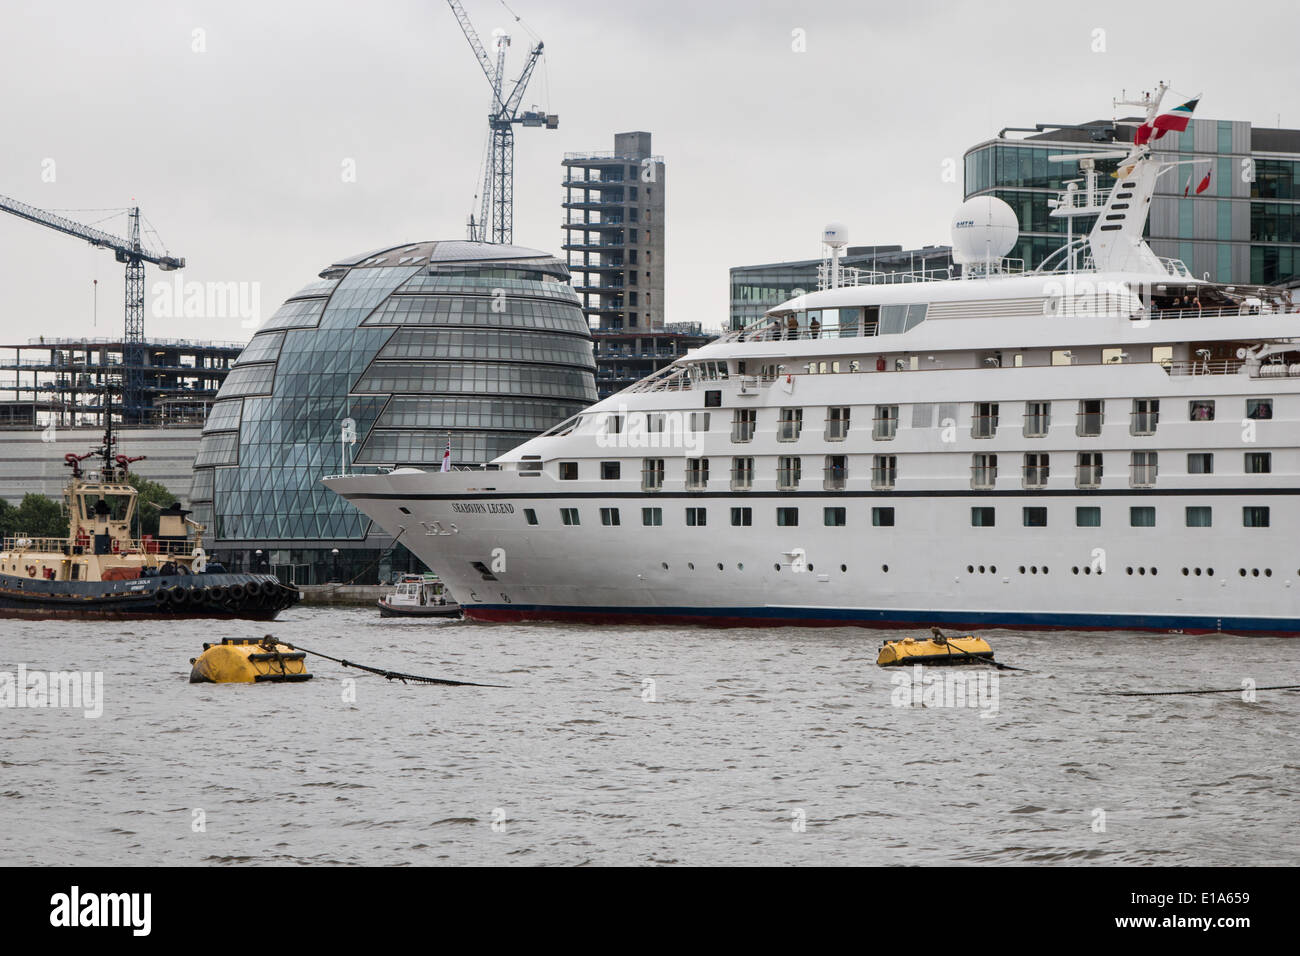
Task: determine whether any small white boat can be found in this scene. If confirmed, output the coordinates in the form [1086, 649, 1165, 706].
[378, 573, 462, 618]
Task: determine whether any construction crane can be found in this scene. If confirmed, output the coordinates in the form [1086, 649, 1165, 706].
[447, 0, 557, 244]
[0, 194, 185, 424]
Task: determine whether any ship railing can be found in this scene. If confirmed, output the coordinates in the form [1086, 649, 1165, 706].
[2, 536, 70, 554]
[818, 263, 956, 289]
[1161, 359, 1246, 376]
[1143, 304, 1288, 320]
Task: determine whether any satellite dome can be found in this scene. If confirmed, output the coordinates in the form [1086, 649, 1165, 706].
[821, 222, 849, 249]
[950, 196, 1018, 266]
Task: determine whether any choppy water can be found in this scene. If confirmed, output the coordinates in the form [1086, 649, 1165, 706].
[1, 607, 1296, 866]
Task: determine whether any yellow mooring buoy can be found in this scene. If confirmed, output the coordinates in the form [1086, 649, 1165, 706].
[876, 631, 994, 667]
[189, 637, 312, 684]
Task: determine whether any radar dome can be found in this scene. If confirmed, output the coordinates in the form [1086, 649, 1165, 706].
[822, 222, 848, 248]
[950, 196, 1018, 265]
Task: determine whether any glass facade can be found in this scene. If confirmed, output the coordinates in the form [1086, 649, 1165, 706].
[965, 120, 1300, 284]
[190, 240, 596, 584]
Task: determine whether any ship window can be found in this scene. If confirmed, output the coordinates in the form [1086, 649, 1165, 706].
[1243, 506, 1270, 528]
[1185, 506, 1212, 527]
[731, 507, 752, 527]
[642, 507, 662, 526]
[1189, 400, 1215, 421]
[559, 461, 578, 480]
[688, 412, 711, 432]
[1075, 506, 1101, 527]
[646, 413, 665, 433]
[972, 402, 999, 438]
[686, 458, 710, 490]
[1187, 453, 1214, 474]
[872, 455, 897, 490]
[970, 507, 995, 527]
[1130, 451, 1158, 488]
[600, 507, 621, 526]
[777, 456, 801, 491]
[824, 507, 847, 527]
[872, 405, 897, 441]
[641, 458, 664, 491]
[1023, 507, 1047, 527]
[971, 453, 998, 490]
[827, 406, 851, 441]
[600, 461, 621, 480]
[1245, 452, 1272, 474]
[398, 507, 411, 515]
[777, 408, 803, 441]
[560, 508, 580, 525]
[1023, 452, 1050, 489]
[872, 507, 895, 527]
[1131, 398, 1160, 435]
[731, 457, 754, 491]
[605, 414, 624, 435]
[685, 507, 707, 527]
[776, 507, 799, 527]
[524, 508, 538, 526]
[1076, 399, 1104, 437]
[824, 455, 847, 491]
[1076, 452, 1103, 488]
[1024, 401, 1051, 437]
[731, 408, 756, 443]
[1130, 506, 1156, 528]
[1246, 399, 1272, 420]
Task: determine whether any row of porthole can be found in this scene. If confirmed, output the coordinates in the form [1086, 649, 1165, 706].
[1237, 568, 1274, 577]
[967, 565, 999, 574]
[1124, 567, 1160, 576]
[655, 561, 891, 573]
[1017, 566, 1049, 575]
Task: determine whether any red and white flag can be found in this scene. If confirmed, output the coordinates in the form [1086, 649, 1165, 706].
[440, 435, 451, 473]
[1184, 173, 1193, 197]
[1195, 168, 1212, 195]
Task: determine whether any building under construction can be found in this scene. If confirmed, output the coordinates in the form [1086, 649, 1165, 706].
[0, 336, 242, 503]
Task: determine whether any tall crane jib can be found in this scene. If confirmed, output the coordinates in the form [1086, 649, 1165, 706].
[446, 0, 557, 245]
[0, 193, 185, 425]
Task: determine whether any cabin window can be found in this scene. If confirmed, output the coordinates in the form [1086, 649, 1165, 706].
[1075, 506, 1101, 527]
[777, 408, 803, 441]
[642, 507, 663, 526]
[824, 507, 847, 527]
[600, 461, 621, 480]
[1130, 451, 1158, 488]
[600, 508, 621, 526]
[559, 461, 578, 480]
[1023, 507, 1048, 528]
[971, 453, 998, 490]
[826, 406, 851, 441]
[1130, 507, 1156, 528]
[1023, 453, 1049, 489]
[1023, 401, 1051, 438]
[641, 458, 665, 492]
[776, 507, 799, 527]
[1185, 506, 1212, 528]
[1189, 400, 1215, 422]
[1243, 506, 1270, 528]
[731, 457, 754, 491]
[824, 455, 847, 491]
[776, 456, 802, 491]
[972, 402, 999, 439]
[1187, 453, 1214, 474]
[970, 507, 996, 527]
[688, 412, 711, 432]
[1131, 398, 1160, 436]
[1076, 400, 1104, 437]
[731, 409, 756, 443]
[1076, 452, 1103, 488]
[872, 455, 897, 490]
[1246, 399, 1272, 420]
[685, 507, 707, 527]
[872, 405, 898, 441]
[1245, 452, 1272, 474]
[560, 508, 580, 526]
[686, 458, 710, 490]
[731, 507, 752, 527]
[872, 507, 895, 527]
[524, 508, 538, 526]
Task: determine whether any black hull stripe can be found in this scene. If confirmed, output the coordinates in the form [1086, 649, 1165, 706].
[340, 486, 1300, 501]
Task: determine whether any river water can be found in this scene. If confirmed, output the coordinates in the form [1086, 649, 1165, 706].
[1, 607, 1296, 866]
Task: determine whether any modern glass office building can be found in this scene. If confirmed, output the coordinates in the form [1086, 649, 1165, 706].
[965, 118, 1300, 284]
[190, 240, 596, 584]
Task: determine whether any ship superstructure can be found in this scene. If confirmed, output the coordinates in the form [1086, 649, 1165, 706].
[324, 85, 1300, 635]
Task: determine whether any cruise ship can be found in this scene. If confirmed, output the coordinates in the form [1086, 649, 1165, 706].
[324, 85, 1300, 635]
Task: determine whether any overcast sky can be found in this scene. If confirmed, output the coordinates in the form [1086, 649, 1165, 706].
[1, 0, 1296, 344]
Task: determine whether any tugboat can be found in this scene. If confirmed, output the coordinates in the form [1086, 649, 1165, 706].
[0, 417, 298, 620]
[378, 573, 461, 618]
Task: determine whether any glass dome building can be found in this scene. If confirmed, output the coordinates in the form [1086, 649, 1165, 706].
[190, 240, 596, 583]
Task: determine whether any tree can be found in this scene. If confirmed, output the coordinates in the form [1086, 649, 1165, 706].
[0, 493, 67, 540]
[126, 474, 180, 537]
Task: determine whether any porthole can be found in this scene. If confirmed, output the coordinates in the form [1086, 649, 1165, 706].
[688, 562, 695, 571]
[1182, 568, 1189, 576]
[1031, 566, 1039, 575]
[1138, 567, 1146, 575]
[1265, 568, 1273, 577]
[967, 565, 975, 573]
[1252, 568, 1259, 577]
[1042, 566, 1048, 575]
[717, 562, 724, 571]
[808, 564, 815, 572]
[1239, 568, 1247, 577]
[1126, 567, 1133, 575]
[840, 564, 847, 573]
[978, 565, 986, 574]
[989, 566, 997, 574]
[1019, 566, 1026, 574]
[1207, 568, 1214, 577]
[1151, 567, 1157, 576]
[881, 564, 889, 573]
[1072, 566, 1079, 575]
[1084, 566, 1092, 575]
[1194, 567, 1202, 576]
[661, 562, 669, 570]
[738, 563, 744, 571]
[774, 563, 781, 571]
